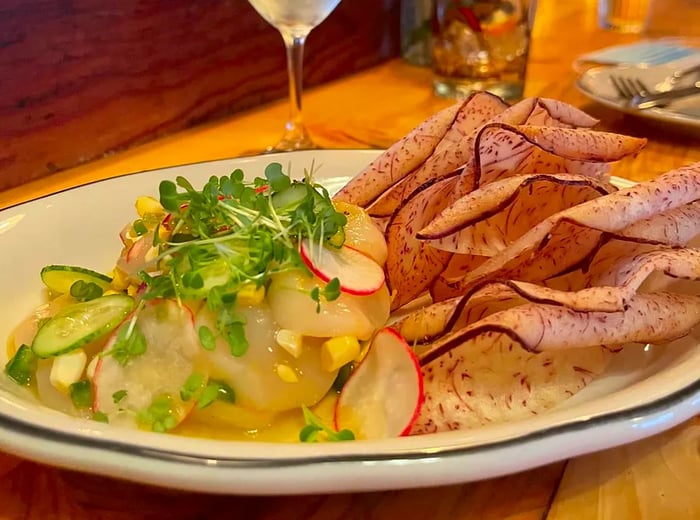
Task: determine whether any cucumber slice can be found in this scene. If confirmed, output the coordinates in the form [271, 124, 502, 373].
[272, 182, 309, 210]
[31, 294, 135, 358]
[41, 265, 113, 295]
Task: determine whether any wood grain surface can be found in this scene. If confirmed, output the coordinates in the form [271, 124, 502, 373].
[0, 0, 399, 191]
[2, 0, 700, 519]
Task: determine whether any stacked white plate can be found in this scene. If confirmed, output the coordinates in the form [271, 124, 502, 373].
[575, 40, 700, 132]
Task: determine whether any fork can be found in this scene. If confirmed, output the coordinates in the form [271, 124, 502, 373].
[610, 76, 652, 101]
[610, 74, 700, 109]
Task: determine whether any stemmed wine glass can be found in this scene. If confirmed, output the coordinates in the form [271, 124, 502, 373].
[248, 0, 342, 152]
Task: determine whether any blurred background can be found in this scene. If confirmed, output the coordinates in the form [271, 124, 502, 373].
[0, 0, 400, 192]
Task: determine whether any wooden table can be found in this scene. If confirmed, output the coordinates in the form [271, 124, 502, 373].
[2, 0, 700, 518]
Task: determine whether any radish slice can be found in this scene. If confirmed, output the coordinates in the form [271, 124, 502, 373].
[93, 299, 203, 429]
[299, 239, 385, 296]
[334, 327, 424, 439]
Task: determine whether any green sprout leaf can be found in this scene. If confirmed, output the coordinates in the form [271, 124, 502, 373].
[133, 219, 149, 236]
[112, 389, 128, 404]
[310, 277, 342, 313]
[197, 383, 221, 409]
[212, 380, 236, 404]
[106, 321, 147, 366]
[323, 277, 341, 301]
[264, 162, 291, 192]
[180, 372, 206, 402]
[198, 325, 217, 351]
[92, 411, 109, 423]
[138, 394, 179, 433]
[159, 180, 180, 212]
[299, 405, 355, 443]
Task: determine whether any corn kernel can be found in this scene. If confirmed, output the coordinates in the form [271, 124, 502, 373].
[321, 336, 361, 372]
[332, 201, 364, 217]
[86, 355, 100, 381]
[127, 285, 139, 297]
[135, 196, 164, 218]
[144, 246, 160, 263]
[237, 284, 265, 306]
[275, 364, 299, 383]
[110, 268, 130, 291]
[50, 349, 87, 393]
[276, 329, 303, 358]
[355, 339, 371, 364]
[157, 224, 171, 242]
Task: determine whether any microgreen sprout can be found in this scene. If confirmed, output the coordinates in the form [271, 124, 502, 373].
[299, 405, 355, 442]
[310, 277, 342, 313]
[92, 411, 109, 423]
[138, 394, 179, 433]
[105, 319, 147, 366]
[138, 163, 347, 355]
[180, 373, 236, 409]
[112, 389, 128, 404]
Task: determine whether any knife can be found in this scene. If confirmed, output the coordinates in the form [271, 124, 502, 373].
[630, 81, 700, 109]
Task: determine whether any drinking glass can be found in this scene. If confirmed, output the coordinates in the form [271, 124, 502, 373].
[432, 0, 537, 102]
[598, 0, 652, 33]
[248, 0, 342, 152]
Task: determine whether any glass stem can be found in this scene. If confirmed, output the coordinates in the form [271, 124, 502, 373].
[278, 31, 313, 149]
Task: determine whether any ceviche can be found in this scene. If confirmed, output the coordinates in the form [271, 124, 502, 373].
[5, 164, 421, 441]
[6, 93, 700, 442]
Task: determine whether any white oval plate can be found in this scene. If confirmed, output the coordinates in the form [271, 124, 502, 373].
[576, 55, 700, 133]
[1, 149, 700, 495]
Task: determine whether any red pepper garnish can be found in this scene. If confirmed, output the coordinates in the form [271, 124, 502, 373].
[457, 6, 482, 32]
[161, 213, 173, 230]
[255, 184, 269, 194]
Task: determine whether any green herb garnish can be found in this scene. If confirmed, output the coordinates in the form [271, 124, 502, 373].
[180, 372, 206, 402]
[112, 389, 128, 404]
[138, 394, 179, 433]
[332, 362, 354, 392]
[69, 280, 104, 302]
[197, 325, 217, 351]
[299, 405, 355, 443]
[106, 321, 147, 366]
[92, 411, 109, 423]
[139, 163, 347, 355]
[4, 345, 37, 386]
[211, 380, 236, 404]
[196, 383, 221, 409]
[310, 277, 342, 313]
[197, 380, 236, 409]
[69, 380, 93, 409]
[180, 373, 236, 409]
[132, 219, 149, 236]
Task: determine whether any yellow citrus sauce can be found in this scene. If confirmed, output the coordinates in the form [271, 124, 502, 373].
[175, 393, 338, 442]
[8, 333, 340, 443]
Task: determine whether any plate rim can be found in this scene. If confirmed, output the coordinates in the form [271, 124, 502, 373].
[1, 366, 700, 468]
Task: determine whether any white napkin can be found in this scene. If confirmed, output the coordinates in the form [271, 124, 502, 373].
[574, 40, 699, 68]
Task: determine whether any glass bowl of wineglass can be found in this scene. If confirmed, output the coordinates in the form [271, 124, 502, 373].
[248, 0, 342, 152]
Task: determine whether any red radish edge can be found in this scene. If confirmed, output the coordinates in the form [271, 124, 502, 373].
[334, 327, 424, 439]
[299, 239, 385, 296]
